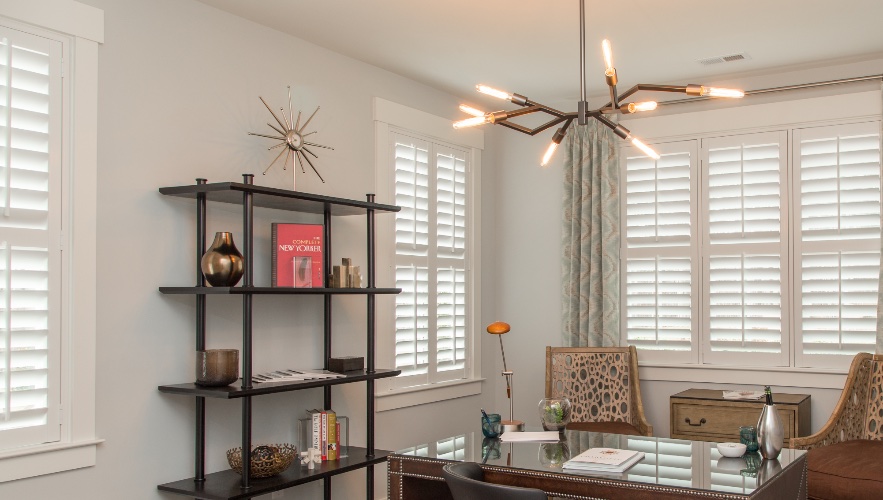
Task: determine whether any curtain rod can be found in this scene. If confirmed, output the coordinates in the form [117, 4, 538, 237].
[658, 74, 883, 107]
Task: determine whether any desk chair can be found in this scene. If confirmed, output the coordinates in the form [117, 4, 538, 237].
[546, 345, 652, 436]
[442, 462, 547, 500]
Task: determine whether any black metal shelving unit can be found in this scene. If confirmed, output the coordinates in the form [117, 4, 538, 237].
[157, 176, 401, 500]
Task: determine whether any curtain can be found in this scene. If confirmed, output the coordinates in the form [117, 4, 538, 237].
[561, 121, 620, 347]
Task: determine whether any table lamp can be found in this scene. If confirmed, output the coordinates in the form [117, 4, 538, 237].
[487, 321, 525, 432]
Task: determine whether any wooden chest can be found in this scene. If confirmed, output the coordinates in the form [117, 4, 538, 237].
[670, 389, 811, 446]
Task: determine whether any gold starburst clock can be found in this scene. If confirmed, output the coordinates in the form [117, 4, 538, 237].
[249, 86, 333, 189]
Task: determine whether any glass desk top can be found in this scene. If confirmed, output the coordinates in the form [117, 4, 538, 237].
[394, 430, 806, 496]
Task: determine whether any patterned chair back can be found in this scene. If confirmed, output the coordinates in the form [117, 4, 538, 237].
[545, 346, 638, 425]
[866, 354, 883, 440]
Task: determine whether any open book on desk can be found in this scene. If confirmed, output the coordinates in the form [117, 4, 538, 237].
[563, 448, 645, 473]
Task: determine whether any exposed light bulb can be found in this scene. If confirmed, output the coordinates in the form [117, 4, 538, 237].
[459, 104, 486, 117]
[476, 84, 512, 101]
[631, 137, 660, 160]
[602, 39, 614, 72]
[627, 101, 658, 113]
[541, 142, 559, 167]
[700, 86, 745, 98]
[452, 115, 489, 129]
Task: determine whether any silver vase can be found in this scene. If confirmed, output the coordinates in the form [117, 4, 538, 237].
[756, 403, 784, 460]
[201, 232, 244, 287]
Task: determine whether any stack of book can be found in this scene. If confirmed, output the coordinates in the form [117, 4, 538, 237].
[306, 409, 340, 461]
[562, 448, 644, 475]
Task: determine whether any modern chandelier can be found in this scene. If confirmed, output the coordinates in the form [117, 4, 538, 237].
[453, 0, 745, 165]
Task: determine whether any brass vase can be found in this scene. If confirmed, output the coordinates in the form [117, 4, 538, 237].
[201, 232, 244, 287]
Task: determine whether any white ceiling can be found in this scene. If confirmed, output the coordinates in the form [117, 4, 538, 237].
[197, 0, 883, 108]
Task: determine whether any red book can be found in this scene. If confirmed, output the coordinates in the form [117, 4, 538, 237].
[271, 223, 324, 287]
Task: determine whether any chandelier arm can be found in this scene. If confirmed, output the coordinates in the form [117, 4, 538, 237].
[496, 121, 533, 135]
[599, 83, 690, 110]
[502, 105, 545, 120]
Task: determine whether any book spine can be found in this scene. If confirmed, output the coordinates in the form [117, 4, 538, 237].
[327, 411, 337, 461]
[336, 421, 341, 458]
[271, 223, 279, 286]
[311, 411, 321, 452]
[321, 411, 328, 461]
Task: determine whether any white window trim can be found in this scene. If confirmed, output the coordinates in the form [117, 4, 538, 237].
[619, 89, 882, 384]
[0, 0, 102, 482]
[373, 97, 483, 410]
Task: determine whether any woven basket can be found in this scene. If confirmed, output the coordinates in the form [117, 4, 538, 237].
[226, 443, 297, 478]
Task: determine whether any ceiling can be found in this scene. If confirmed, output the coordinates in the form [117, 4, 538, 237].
[197, 0, 883, 109]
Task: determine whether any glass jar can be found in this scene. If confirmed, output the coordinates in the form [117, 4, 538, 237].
[481, 413, 502, 438]
[739, 425, 759, 453]
[538, 397, 572, 431]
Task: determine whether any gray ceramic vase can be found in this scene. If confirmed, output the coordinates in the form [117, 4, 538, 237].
[201, 232, 244, 287]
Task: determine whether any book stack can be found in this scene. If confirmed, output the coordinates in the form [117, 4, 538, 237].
[306, 409, 340, 461]
[562, 448, 644, 474]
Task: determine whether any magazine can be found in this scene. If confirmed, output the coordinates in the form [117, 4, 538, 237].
[253, 369, 345, 384]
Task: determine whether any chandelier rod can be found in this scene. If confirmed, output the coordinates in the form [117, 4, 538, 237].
[579, 0, 586, 104]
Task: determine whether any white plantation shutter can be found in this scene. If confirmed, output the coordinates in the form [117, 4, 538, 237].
[391, 132, 470, 387]
[703, 132, 788, 366]
[0, 26, 61, 450]
[795, 122, 881, 367]
[623, 141, 698, 364]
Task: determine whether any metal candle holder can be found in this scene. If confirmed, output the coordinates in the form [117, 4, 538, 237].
[487, 322, 525, 432]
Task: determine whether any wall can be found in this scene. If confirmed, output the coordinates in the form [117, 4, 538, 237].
[0, 0, 497, 498]
[494, 57, 883, 437]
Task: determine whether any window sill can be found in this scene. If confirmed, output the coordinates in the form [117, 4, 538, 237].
[638, 363, 849, 390]
[0, 439, 104, 483]
[376, 378, 484, 412]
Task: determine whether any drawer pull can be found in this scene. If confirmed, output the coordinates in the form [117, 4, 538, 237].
[685, 417, 707, 427]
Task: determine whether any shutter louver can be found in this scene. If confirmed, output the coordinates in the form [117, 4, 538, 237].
[394, 139, 430, 257]
[0, 28, 56, 444]
[626, 152, 692, 247]
[394, 265, 429, 377]
[436, 267, 465, 376]
[626, 257, 692, 351]
[707, 141, 781, 244]
[436, 151, 466, 256]
[708, 255, 782, 353]
[801, 252, 879, 355]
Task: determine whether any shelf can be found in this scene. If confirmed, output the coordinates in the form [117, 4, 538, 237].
[159, 286, 402, 295]
[159, 182, 400, 216]
[158, 448, 389, 500]
[159, 369, 401, 399]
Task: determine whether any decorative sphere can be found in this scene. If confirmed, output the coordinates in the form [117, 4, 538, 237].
[286, 130, 303, 150]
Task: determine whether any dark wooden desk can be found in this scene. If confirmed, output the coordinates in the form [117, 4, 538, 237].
[388, 430, 807, 500]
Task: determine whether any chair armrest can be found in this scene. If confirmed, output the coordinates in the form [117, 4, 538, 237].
[791, 353, 872, 450]
[628, 345, 653, 437]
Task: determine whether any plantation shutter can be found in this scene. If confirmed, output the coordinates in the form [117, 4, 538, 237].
[623, 141, 698, 364]
[702, 132, 788, 366]
[392, 133, 470, 387]
[435, 146, 466, 379]
[795, 122, 881, 367]
[0, 26, 61, 449]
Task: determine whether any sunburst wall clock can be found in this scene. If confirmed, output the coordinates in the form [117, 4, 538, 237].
[249, 86, 333, 189]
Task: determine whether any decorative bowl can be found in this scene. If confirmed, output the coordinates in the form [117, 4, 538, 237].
[716, 457, 748, 471]
[226, 443, 297, 478]
[716, 442, 747, 458]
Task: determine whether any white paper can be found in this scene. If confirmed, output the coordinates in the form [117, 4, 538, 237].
[253, 369, 345, 384]
[499, 431, 560, 442]
[722, 390, 764, 400]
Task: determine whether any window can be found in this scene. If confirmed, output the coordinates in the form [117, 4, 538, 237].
[0, 22, 62, 451]
[373, 98, 482, 410]
[622, 120, 881, 369]
[0, 0, 101, 482]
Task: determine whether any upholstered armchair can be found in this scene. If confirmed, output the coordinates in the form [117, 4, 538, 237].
[791, 352, 883, 500]
[545, 345, 652, 436]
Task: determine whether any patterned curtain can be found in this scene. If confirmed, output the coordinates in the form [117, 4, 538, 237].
[561, 121, 620, 347]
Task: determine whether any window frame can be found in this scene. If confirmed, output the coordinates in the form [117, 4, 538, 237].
[0, 0, 102, 482]
[618, 91, 882, 380]
[373, 97, 483, 411]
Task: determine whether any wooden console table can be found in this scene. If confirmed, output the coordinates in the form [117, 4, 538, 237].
[670, 389, 810, 446]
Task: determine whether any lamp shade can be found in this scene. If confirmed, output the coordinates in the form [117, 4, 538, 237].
[487, 321, 511, 335]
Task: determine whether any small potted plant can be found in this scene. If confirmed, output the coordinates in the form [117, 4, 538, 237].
[538, 397, 572, 431]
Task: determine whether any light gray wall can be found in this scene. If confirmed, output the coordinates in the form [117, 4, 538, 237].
[0, 0, 496, 498]
[493, 56, 883, 436]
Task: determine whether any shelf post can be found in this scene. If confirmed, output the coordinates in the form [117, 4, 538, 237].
[195, 178, 207, 482]
[366, 193, 376, 498]
[241, 174, 254, 489]
[323, 205, 332, 411]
